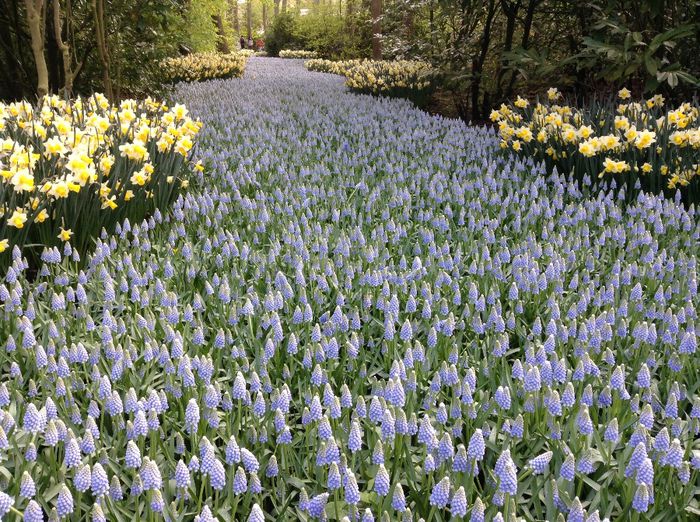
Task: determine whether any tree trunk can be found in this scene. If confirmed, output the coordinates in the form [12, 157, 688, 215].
[282, 0, 287, 14]
[505, 0, 539, 98]
[429, 0, 434, 56]
[45, 1, 61, 93]
[262, 3, 267, 32]
[92, 0, 112, 99]
[274, 0, 279, 18]
[212, 14, 230, 52]
[471, 0, 497, 121]
[403, 10, 414, 41]
[24, 0, 49, 98]
[246, 0, 252, 41]
[495, 0, 520, 103]
[370, 0, 382, 59]
[228, 0, 240, 37]
[52, 0, 73, 96]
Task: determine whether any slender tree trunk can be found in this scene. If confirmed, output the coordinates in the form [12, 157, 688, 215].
[246, 0, 252, 41]
[471, 0, 497, 121]
[495, 0, 520, 103]
[92, 0, 112, 99]
[274, 0, 279, 17]
[228, 0, 240, 37]
[281, 0, 287, 13]
[505, 0, 539, 98]
[212, 14, 230, 52]
[370, 0, 382, 59]
[24, 0, 49, 98]
[404, 10, 414, 41]
[52, 0, 73, 96]
[46, 1, 61, 93]
[429, 0, 434, 57]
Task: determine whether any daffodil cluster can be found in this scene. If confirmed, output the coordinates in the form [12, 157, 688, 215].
[279, 50, 319, 59]
[161, 53, 248, 83]
[305, 59, 433, 103]
[491, 87, 700, 202]
[0, 93, 202, 266]
[343, 60, 433, 98]
[305, 59, 366, 76]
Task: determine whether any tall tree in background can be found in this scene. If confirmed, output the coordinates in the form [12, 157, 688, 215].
[212, 12, 230, 52]
[23, 0, 49, 98]
[247, 0, 253, 41]
[92, 0, 112, 99]
[229, 0, 240, 36]
[52, 0, 75, 96]
[370, 0, 381, 58]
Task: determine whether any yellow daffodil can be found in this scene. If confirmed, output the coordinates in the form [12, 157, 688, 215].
[0, 239, 8, 253]
[577, 125, 594, 139]
[44, 136, 67, 156]
[602, 157, 629, 174]
[579, 140, 596, 157]
[634, 130, 656, 150]
[175, 136, 193, 156]
[514, 96, 529, 109]
[614, 116, 630, 130]
[35, 209, 49, 223]
[547, 87, 560, 101]
[119, 142, 149, 162]
[11, 170, 34, 192]
[7, 208, 27, 228]
[58, 227, 73, 241]
[515, 127, 533, 142]
[102, 197, 118, 210]
[49, 181, 70, 199]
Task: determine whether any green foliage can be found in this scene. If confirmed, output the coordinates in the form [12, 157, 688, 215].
[294, 10, 347, 58]
[265, 13, 298, 57]
[180, 0, 222, 52]
[579, 15, 699, 91]
[0, 0, 234, 101]
[265, 8, 371, 59]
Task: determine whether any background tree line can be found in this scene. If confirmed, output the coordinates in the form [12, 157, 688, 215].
[1, 0, 698, 121]
[268, 0, 700, 119]
[0, 0, 268, 101]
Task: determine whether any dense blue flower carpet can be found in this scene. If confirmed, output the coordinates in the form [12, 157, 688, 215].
[1, 58, 699, 521]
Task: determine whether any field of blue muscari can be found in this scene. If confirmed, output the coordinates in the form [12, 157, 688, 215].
[1, 58, 699, 522]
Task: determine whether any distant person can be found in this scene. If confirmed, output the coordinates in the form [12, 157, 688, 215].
[240, 36, 246, 50]
[248, 37, 254, 50]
